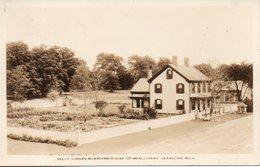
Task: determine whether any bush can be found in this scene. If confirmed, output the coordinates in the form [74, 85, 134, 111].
[143, 107, 157, 119]
[244, 98, 253, 112]
[95, 100, 108, 115]
[47, 90, 59, 103]
[7, 133, 78, 147]
[118, 104, 127, 117]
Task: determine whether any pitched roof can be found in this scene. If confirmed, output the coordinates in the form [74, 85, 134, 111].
[130, 78, 149, 92]
[148, 64, 211, 83]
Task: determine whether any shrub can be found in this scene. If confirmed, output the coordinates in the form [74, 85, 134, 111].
[95, 100, 108, 116]
[143, 107, 157, 119]
[7, 101, 14, 113]
[47, 90, 59, 103]
[118, 104, 127, 117]
[244, 98, 253, 112]
[7, 133, 78, 147]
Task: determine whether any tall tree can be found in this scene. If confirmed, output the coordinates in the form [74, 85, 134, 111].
[118, 67, 134, 90]
[6, 41, 32, 70]
[194, 63, 214, 77]
[93, 53, 124, 92]
[31, 45, 63, 97]
[48, 46, 78, 92]
[128, 55, 157, 83]
[225, 62, 253, 102]
[70, 59, 91, 91]
[157, 57, 171, 70]
[7, 65, 31, 100]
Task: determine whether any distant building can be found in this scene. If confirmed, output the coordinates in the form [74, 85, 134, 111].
[130, 57, 212, 114]
[218, 81, 252, 103]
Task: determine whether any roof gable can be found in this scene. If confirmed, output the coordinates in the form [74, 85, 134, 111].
[148, 64, 211, 83]
[130, 78, 149, 92]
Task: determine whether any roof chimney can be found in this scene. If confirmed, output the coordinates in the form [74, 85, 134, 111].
[147, 69, 153, 79]
[172, 56, 178, 66]
[184, 57, 189, 67]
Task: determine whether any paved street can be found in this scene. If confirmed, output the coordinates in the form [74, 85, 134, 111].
[8, 114, 253, 155]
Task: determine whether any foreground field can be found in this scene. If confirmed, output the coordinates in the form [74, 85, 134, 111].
[8, 113, 253, 154]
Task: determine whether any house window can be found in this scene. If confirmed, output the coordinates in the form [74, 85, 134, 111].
[234, 92, 238, 102]
[224, 93, 229, 102]
[176, 83, 184, 94]
[202, 82, 206, 92]
[166, 69, 173, 79]
[155, 99, 162, 109]
[176, 99, 184, 110]
[191, 99, 196, 110]
[197, 100, 201, 111]
[208, 83, 211, 92]
[136, 99, 144, 108]
[191, 83, 195, 93]
[207, 99, 211, 108]
[202, 100, 206, 110]
[154, 83, 162, 93]
[197, 83, 201, 93]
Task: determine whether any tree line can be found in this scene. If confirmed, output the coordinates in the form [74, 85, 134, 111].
[7, 41, 172, 100]
[7, 41, 253, 103]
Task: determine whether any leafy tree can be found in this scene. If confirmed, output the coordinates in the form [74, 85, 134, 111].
[194, 63, 214, 77]
[31, 45, 62, 97]
[225, 62, 253, 102]
[100, 71, 119, 92]
[7, 65, 31, 101]
[70, 59, 91, 91]
[118, 68, 134, 90]
[6, 41, 32, 70]
[128, 55, 157, 83]
[48, 46, 78, 92]
[157, 57, 171, 70]
[93, 53, 124, 92]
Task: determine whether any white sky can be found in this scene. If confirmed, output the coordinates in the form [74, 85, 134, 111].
[5, 0, 256, 69]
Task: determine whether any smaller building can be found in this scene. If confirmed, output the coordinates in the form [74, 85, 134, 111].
[218, 81, 252, 103]
[129, 78, 149, 110]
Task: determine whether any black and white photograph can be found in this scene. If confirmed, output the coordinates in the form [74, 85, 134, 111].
[0, 0, 259, 166]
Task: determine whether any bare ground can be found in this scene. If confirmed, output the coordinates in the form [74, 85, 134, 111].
[7, 113, 253, 155]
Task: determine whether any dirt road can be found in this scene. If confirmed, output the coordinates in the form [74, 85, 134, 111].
[8, 113, 253, 155]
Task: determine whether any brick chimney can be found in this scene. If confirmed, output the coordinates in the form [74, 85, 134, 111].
[147, 65, 153, 79]
[172, 56, 178, 66]
[147, 69, 152, 79]
[184, 57, 189, 67]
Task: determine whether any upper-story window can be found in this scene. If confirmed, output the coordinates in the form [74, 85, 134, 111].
[155, 99, 162, 109]
[176, 99, 184, 110]
[176, 83, 184, 94]
[191, 83, 195, 93]
[166, 69, 173, 79]
[202, 82, 206, 92]
[155, 83, 162, 93]
[197, 83, 201, 93]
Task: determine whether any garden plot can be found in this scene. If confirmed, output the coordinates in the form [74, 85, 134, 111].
[7, 108, 139, 133]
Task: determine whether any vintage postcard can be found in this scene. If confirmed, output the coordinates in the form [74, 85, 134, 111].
[0, 0, 259, 166]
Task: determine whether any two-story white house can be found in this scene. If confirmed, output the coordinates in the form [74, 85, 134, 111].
[130, 57, 212, 114]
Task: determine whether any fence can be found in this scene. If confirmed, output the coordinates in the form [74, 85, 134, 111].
[7, 113, 196, 146]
